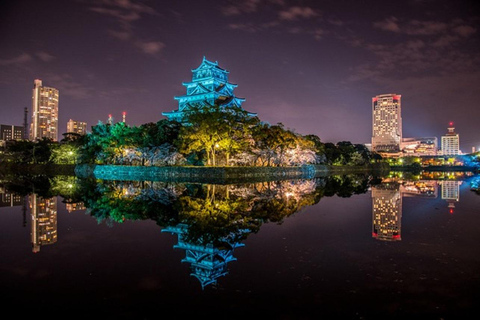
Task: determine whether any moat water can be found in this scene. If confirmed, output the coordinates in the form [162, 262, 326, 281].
[1, 171, 479, 319]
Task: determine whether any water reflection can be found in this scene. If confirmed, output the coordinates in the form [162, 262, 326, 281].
[372, 173, 468, 241]
[1, 171, 478, 288]
[30, 194, 57, 253]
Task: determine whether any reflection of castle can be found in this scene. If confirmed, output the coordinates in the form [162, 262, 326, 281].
[30, 195, 57, 253]
[440, 180, 462, 213]
[162, 223, 245, 289]
[372, 180, 440, 241]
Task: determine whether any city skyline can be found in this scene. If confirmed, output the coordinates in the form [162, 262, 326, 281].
[1, 0, 479, 151]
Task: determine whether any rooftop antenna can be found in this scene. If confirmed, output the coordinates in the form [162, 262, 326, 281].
[122, 111, 126, 123]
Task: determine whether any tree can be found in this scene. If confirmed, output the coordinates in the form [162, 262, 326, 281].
[179, 104, 259, 166]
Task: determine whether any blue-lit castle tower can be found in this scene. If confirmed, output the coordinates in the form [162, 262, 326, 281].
[162, 57, 256, 122]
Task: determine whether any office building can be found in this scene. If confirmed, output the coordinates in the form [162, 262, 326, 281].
[0, 124, 24, 146]
[372, 93, 402, 153]
[66, 119, 87, 135]
[441, 123, 460, 155]
[30, 79, 59, 141]
[401, 137, 438, 156]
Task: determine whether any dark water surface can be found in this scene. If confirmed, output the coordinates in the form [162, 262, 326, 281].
[1, 172, 480, 319]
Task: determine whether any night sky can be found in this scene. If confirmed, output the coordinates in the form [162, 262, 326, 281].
[1, 0, 479, 151]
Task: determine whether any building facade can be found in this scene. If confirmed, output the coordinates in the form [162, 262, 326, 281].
[30, 79, 59, 141]
[372, 93, 402, 153]
[66, 119, 87, 135]
[401, 137, 438, 156]
[0, 124, 24, 146]
[441, 123, 460, 155]
[162, 56, 256, 123]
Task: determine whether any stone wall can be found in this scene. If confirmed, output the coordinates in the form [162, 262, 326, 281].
[76, 164, 328, 184]
[75, 163, 389, 184]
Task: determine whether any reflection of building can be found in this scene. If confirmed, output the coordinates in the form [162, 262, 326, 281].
[65, 202, 86, 212]
[30, 195, 57, 253]
[372, 93, 402, 153]
[162, 56, 256, 123]
[66, 119, 87, 135]
[400, 181, 438, 198]
[441, 123, 460, 155]
[372, 183, 402, 241]
[440, 180, 462, 213]
[0, 124, 24, 146]
[0, 187, 23, 207]
[30, 79, 59, 141]
[401, 137, 438, 156]
[162, 223, 245, 289]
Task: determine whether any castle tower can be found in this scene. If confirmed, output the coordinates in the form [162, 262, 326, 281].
[162, 57, 256, 123]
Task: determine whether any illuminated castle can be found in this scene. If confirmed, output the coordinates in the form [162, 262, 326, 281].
[162, 57, 256, 123]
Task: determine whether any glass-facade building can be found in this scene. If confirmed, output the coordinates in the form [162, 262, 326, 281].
[30, 79, 59, 141]
[441, 124, 460, 155]
[0, 124, 24, 146]
[67, 119, 87, 135]
[372, 93, 402, 153]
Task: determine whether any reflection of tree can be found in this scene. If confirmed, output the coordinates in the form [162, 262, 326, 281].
[324, 174, 373, 197]
[470, 176, 480, 195]
[0, 172, 379, 288]
[177, 184, 260, 246]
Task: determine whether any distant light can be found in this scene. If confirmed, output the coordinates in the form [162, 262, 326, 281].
[109, 114, 112, 118]
[449, 121, 453, 126]
[123, 111, 126, 115]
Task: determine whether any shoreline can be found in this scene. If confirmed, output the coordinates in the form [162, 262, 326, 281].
[1, 163, 477, 183]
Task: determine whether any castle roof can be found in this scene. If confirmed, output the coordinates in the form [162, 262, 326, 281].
[191, 56, 229, 73]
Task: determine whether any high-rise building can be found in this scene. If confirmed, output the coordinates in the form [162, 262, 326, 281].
[372, 93, 402, 153]
[441, 122, 460, 155]
[66, 119, 87, 135]
[0, 124, 24, 146]
[30, 79, 59, 141]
